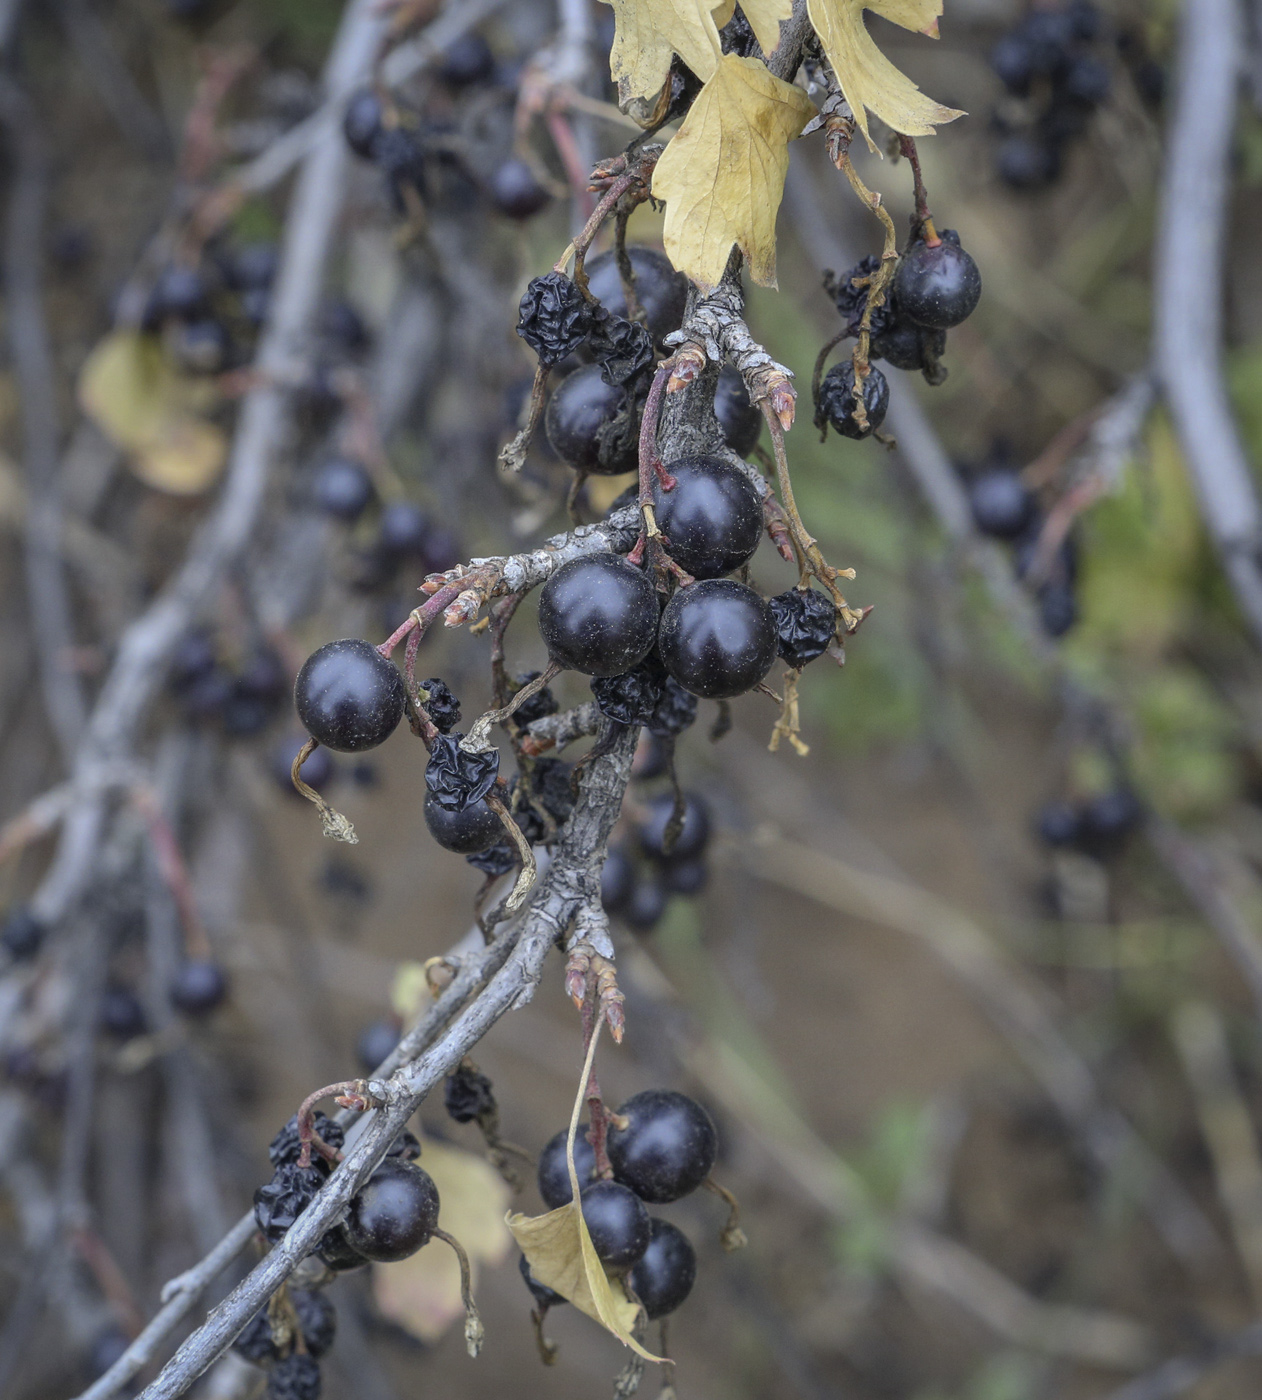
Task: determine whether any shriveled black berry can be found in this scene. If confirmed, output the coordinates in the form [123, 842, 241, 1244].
[418, 678, 461, 733]
[1036, 800, 1082, 849]
[601, 848, 635, 914]
[823, 255, 895, 341]
[647, 676, 698, 737]
[654, 455, 762, 579]
[538, 554, 659, 678]
[265, 1353, 321, 1400]
[585, 247, 687, 347]
[607, 1090, 717, 1203]
[519, 1252, 567, 1309]
[1, 907, 44, 960]
[894, 233, 982, 330]
[101, 986, 146, 1040]
[313, 457, 374, 522]
[714, 365, 762, 457]
[591, 656, 666, 727]
[254, 1162, 324, 1243]
[639, 792, 710, 863]
[657, 580, 777, 700]
[170, 959, 229, 1015]
[624, 873, 669, 932]
[489, 158, 551, 220]
[544, 363, 639, 475]
[294, 640, 405, 753]
[969, 469, 1034, 539]
[588, 311, 655, 388]
[816, 361, 889, 441]
[663, 857, 707, 896]
[580, 1181, 651, 1270]
[234, 1289, 337, 1364]
[424, 734, 500, 813]
[629, 1219, 696, 1319]
[768, 587, 837, 669]
[343, 89, 384, 159]
[538, 1127, 599, 1209]
[424, 790, 502, 853]
[517, 272, 593, 366]
[344, 1160, 440, 1262]
[527, 756, 576, 825]
[508, 671, 559, 729]
[444, 1063, 495, 1123]
[269, 1113, 345, 1169]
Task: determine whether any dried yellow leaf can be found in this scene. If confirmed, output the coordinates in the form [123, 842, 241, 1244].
[651, 53, 815, 289]
[807, 0, 964, 149]
[78, 331, 225, 496]
[598, 0, 725, 103]
[739, 0, 793, 54]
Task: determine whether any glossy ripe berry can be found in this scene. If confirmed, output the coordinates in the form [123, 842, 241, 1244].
[607, 1090, 717, 1203]
[313, 457, 374, 522]
[653, 455, 762, 579]
[538, 554, 658, 678]
[579, 1180, 651, 1270]
[714, 365, 762, 457]
[817, 361, 889, 441]
[585, 247, 688, 346]
[969, 469, 1034, 539]
[1, 906, 44, 960]
[519, 1252, 567, 1309]
[624, 873, 669, 932]
[639, 792, 710, 863]
[265, 1353, 321, 1400]
[538, 1127, 599, 1208]
[544, 364, 638, 475]
[488, 158, 551, 219]
[423, 790, 502, 854]
[343, 89, 384, 159]
[170, 959, 229, 1015]
[657, 580, 777, 700]
[344, 1160, 440, 1263]
[894, 233, 982, 330]
[629, 1219, 697, 1319]
[294, 639, 405, 752]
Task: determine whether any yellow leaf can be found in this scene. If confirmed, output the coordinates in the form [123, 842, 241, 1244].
[599, 0, 724, 103]
[807, 0, 964, 149]
[78, 331, 226, 496]
[739, 0, 793, 54]
[373, 1140, 511, 1344]
[651, 53, 815, 289]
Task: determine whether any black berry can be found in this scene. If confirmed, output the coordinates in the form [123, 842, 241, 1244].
[234, 1289, 336, 1364]
[519, 1252, 567, 1309]
[265, 1353, 321, 1400]
[870, 316, 946, 372]
[639, 792, 710, 863]
[663, 857, 707, 896]
[588, 311, 655, 388]
[894, 233, 982, 330]
[714, 365, 762, 456]
[273, 733, 334, 793]
[444, 1063, 495, 1123]
[537, 1127, 598, 1209]
[538, 554, 658, 678]
[628, 1219, 696, 1319]
[768, 587, 837, 669]
[517, 272, 593, 366]
[1037, 580, 1078, 637]
[227, 242, 278, 292]
[969, 469, 1034, 539]
[355, 1019, 399, 1074]
[1, 907, 44, 960]
[1078, 787, 1141, 858]
[607, 1090, 717, 1203]
[508, 671, 559, 729]
[591, 657, 665, 727]
[344, 1160, 440, 1262]
[424, 734, 500, 812]
[585, 247, 687, 347]
[624, 873, 669, 932]
[601, 848, 635, 914]
[438, 32, 495, 86]
[579, 1180, 651, 1270]
[294, 639, 405, 753]
[269, 1113, 345, 1168]
[996, 134, 1062, 190]
[151, 264, 207, 321]
[654, 455, 762, 579]
[657, 580, 777, 700]
[312, 457, 374, 522]
[170, 959, 229, 1015]
[376, 501, 430, 559]
[647, 676, 698, 737]
[254, 1163, 324, 1243]
[343, 89, 384, 159]
[424, 791, 502, 853]
[317, 1229, 369, 1272]
[1036, 800, 1082, 849]
[418, 677, 461, 733]
[816, 361, 888, 441]
[101, 986, 146, 1040]
[544, 363, 639, 475]
[489, 158, 551, 220]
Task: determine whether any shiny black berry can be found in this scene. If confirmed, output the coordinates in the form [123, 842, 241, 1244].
[816, 361, 888, 441]
[537, 1127, 599, 1208]
[170, 959, 228, 1015]
[544, 364, 639, 475]
[628, 1219, 696, 1319]
[624, 873, 669, 932]
[519, 1252, 567, 1309]
[254, 1162, 324, 1243]
[343, 89, 384, 160]
[265, 1353, 321, 1400]
[1, 907, 43, 960]
[639, 792, 710, 863]
[607, 1090, 717, 1203]
[538, 554, 658, 678]
[658, 580, 777, 700]
[714, 366, 762, 457]
[444, 1063, 495, 1123]
[585, 247, 687, 347]
[294, 639, 405, 753]
[424, 790, 501, 854]
[269, 1113, 345, 1168]
[894, 234, 982, 330]
[489, 158, 551, 219]
[580, 1180, 651, 1270]
[344, 1160, 440, 1263]
[654, 455, 762, 579]
[313, 457, 374, 522]
[768, 587, 837, 669]
[969, 469, 1034, 539]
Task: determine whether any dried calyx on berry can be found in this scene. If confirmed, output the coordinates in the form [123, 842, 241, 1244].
[268, 1113, 345, 1168]
[768, 587, 838, 669]
[424, 735, 500, 812]
[444, 1062, 496, 1124]
[591, 655, 667, 727]
[418, 677, 461, 733]
[516, 272, 593, 365]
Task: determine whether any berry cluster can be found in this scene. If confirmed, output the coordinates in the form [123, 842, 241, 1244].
[1035, 786, 1142, 861]
[167, 629, 288, 738]
[603, 790, 711, 933]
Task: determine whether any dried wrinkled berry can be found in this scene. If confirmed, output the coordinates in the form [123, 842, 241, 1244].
[823, 256, 895, 341]
[591, 657, 666, 727]
[509, 671, 559, 729]
[516, 272, 593, 365]
[530, 757, 575, 825]
[253, 1163, 324, 1243]
[233, 1290, 337, 1364]
[588, 309, 655, 387]
[647, 675, 698, 737]
[268, 1114, 345, 1169]
[444, 1063, 496, 1123]
[265, 1353, 322, 1400]
[815, 360, 889, 441]
[466, 841, 517, 877]
[768, 587, 837, 669]
[425, 734, 500, 813]
[418, 678, 461, 733]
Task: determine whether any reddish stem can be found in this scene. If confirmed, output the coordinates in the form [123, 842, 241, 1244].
[295, 1081, 366, 1168]
[545, 111, 596, 220]
[132, 787, 212, 962]
[898, 135, 939, 245]
[377, 614, 418, 659]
